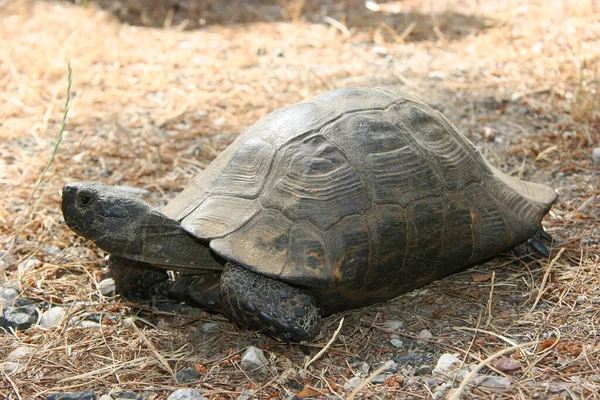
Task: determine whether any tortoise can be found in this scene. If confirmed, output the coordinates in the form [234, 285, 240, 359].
[62, 87, 556, 344]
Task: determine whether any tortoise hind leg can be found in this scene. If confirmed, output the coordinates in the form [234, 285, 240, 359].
[220, 263, 321, 343]
[169, 273, 223, 311]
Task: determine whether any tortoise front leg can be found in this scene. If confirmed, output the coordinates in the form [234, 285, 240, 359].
[108, 255, 170, 300]
[220, 263, 321, 343]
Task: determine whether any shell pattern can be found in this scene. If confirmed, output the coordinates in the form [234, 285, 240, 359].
[162, 87, 555, 312]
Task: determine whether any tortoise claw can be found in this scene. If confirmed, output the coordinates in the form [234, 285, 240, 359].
[537, 229, 553, 242]
[527, 229, 554, 258]
[528, 238, 549, 258]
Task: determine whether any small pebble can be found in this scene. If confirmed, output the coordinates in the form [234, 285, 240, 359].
[45, 391, 97, 400]
[592, 147, 600, 164]
[43, 245, 61, 256]
[18, 258, 39, 272]
[201, 322, 218, 332]
[374, 360, 398, 373]
[273, 48, 284, 58]
[98, 278, 116, 295]
[493, 357, 521, 373]
[7, 346, 34, 361]
[395, 352, 427, 366]
[372, 45, 388, 56]
[370, 374, 387, 384]
[115, 391, 139, 400]
[176, 367, 198, 383]
[390, 338, 404, 348]
[156, 319, 168, 330]
[382, 319, 403, 331]
[70, 320, 102, 329]
[241, 346, 268, 373]
[167, 389, 207, 400]
[414, 365, 432, 376]
[0, 361, 19, 373]
[473, 375, 512, 390]
[432, 354, 461, 377]
[417, 329, 433, 341]
[98, 396, 113, 400]
[237, 389, 251, 400]
[0, 286, 19, 304]
[576, 295, 588, 303]
[365, 0, 380, 11]
[1, 304, 39, 331]
[40, 307, 67, 327]
[428, 71, 447, 80]
[344, 376, 362, 390]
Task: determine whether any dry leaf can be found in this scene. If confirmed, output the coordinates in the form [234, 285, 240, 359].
[296, 386, 321, 398]
[471, 272, 492, 282]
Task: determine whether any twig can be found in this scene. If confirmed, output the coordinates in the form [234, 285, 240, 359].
[528, 248, 565, 313]
[304, 317, 344, 368]
[454, 327, 532, 355]
[346, 360, 394, 400]
[485, 271, 495, 327]
[449, 341, 539, 400]
[0, 63, 72, 265]
[129, 317, 177, 382]
[323, 16, 351, 37]
[1, 369, 22, 400]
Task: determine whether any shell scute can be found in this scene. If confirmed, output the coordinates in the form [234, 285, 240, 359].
[260, 134, 371, 230]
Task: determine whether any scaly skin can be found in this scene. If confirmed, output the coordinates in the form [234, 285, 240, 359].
[220, 263, 321, 343]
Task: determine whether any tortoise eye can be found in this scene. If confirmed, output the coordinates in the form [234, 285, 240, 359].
[78, 193, 93, 207]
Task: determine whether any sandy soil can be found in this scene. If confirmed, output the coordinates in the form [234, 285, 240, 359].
[0, 0, 599, 398]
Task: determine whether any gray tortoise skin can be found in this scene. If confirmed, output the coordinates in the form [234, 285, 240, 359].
[62, 87, 556, 343]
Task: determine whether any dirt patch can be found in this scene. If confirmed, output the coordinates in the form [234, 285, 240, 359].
[1, 0, 598, 398]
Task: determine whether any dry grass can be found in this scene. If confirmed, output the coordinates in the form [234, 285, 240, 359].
[1, 0, 599, 398]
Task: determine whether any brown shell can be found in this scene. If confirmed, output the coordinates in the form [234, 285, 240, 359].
[162, 87, 556, 312]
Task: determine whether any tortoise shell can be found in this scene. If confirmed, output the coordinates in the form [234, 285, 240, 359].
[162, 87, 556, 313]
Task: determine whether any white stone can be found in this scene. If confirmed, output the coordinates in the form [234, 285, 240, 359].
[98, 396, 113, 400]
[432, 354, 462, 377]
[417, 329, 433, 341]
[0, 362, 19, 373]
[390, 338, 404, 348]
[240, 346, 268, 373]
[428, 71, 447, 80]
[98, 278, 116, 295]
[201, 322, 218, 332]
[382, 319, 403, 331]
[40, 307, 67, 327]
[18, 258, 39, 272]
[69, 320, 102, 329]
[43, 245, 61, 256]
[7, 346, 34, 361]
[372, 46, 388, 56]
[473, 375, 512, 390]
[577, 295, 588, 303]
[167, 389, 207, 400]
[593, 147, 600, 164]
[0, 287, 19, 304]
[344, 376, 362, 390]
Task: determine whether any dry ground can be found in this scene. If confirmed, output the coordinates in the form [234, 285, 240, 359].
[1, 0, 599, 398]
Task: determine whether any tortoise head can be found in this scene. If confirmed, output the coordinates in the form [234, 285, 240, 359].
[62, 182, 156, 256]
